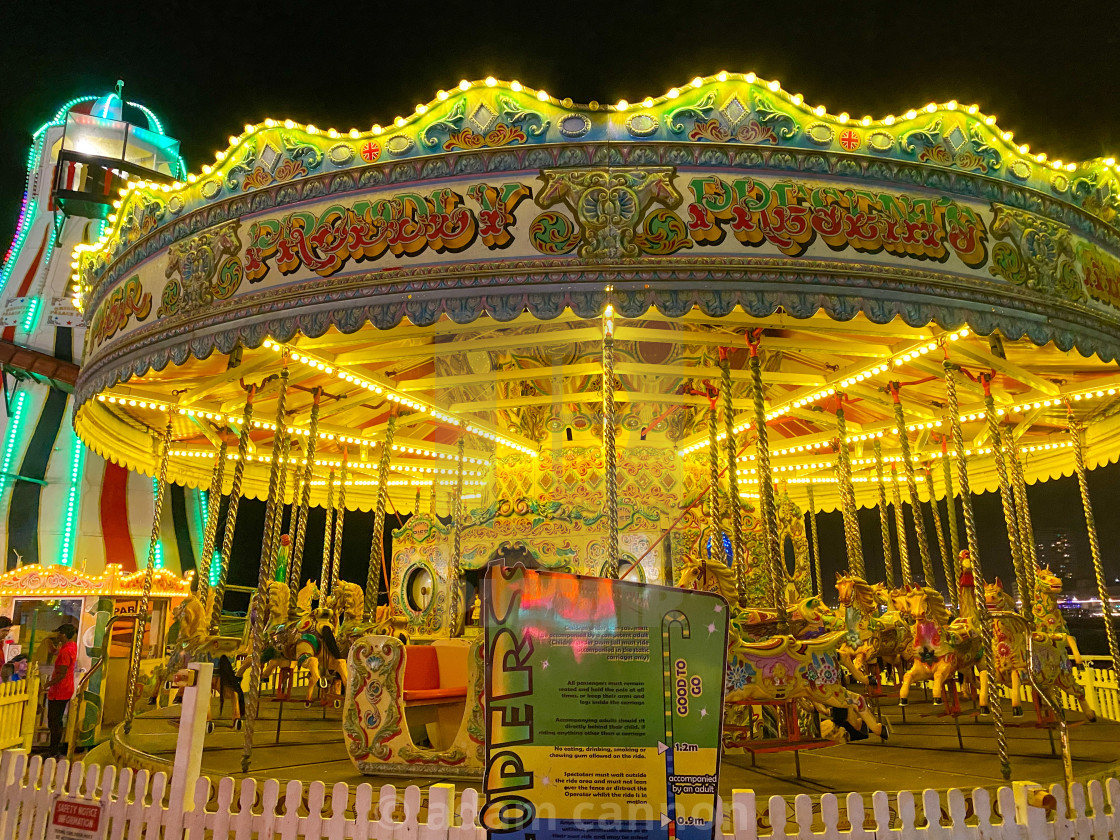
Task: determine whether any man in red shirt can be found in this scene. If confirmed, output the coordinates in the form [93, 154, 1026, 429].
[42, 623, 78, 758]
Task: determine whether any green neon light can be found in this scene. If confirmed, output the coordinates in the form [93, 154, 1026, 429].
[210, 550, 222, 587]
[20, 297, 40, 333]
[152, 475, 164, 569]
[0, 391, 29, 497]
[59, 435, 85, 567]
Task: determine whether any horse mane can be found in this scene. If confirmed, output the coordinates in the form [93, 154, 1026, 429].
[915, 587, 952, 625]
[844, 577, 878, 613]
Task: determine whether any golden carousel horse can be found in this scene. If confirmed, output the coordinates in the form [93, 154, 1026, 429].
[1032, 566, 1085, 664]
[983, 577, 1095, 721]
[328, 580, 409, 653]
[834, 573, 914, 684]
[897, 585, 984, 708]
[677, 556, 888, 741]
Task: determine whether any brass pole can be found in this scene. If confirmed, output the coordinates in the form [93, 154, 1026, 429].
[366, 414, 397, 619]
[320, 469, 336, 596]
[243, 366, 289, 772]
[210, 387, 255, 631]
[329, 450, 348, 597]
[602, 305, 619, 579]
[746, 336, 783, 621]
[983, 385, 1025, 608]
[834, 402, 865, 578]
[806, 482, 822, 596]
[289, 391, 320, 616]
[706, 398, 722, 563]
[1069, 416, 1120, 666]
[720, 348, 744, 598]
[196, 440, 227, 605]
[925, 464, 954, 608]
[889, 387, 934, 587]
[941, 444, 961, 581]
[123, 415, 173, 734]
[1005, 431, 1036, 624]
[890, 465, 912, 587]
[874, 438, 895, 588]
[451, 435, 466, 637]
[945, 358, 1010, 780]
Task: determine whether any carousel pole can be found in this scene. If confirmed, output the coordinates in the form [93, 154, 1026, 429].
[941, 440, 961, 581]
[981, 378, 1026, 607]
[834, 399, 865, 579]
[211, 387, 255, 631]
[925, 464, 954, 609]
[806, 482, 822, 596]
[1004, 431, 1036, 623]
[289, 391, 320, 615]
[706, 395, 722, 563]
[265, 428, 292, 578]
[451, 435, 466, 637]
[719, 348, 745, 598]
[874, 438, 895, 588]
[945, 358, 1010, 780]
[366, 412, 397, 619]
[330, 449, 348, 597]
[890, 465, 912, 586]
[746, 331, 784, 622]
[888, 386, 935, 587]
[196, 440, 228, 606]
[123, 415, 173, 735]
[1068, 413, 1120, 666]
[243, 365, 289, 773]
[319, 469, 336, 595]
[603, 304, 619, 579]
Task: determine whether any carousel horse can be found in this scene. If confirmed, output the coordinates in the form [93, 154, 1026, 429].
[1032, 566, 1085, 665]
[329, 580, 410, 650]
[834, 573, 914, 684]
[897, 585, 984, 707]
[143, 591, 241, 710]
[677, 558, 888, 740]
[242, 580, 346, 704]
[982, 577, 1095, 721]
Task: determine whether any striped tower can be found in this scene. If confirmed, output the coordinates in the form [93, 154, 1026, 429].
[0, 90, 205, 576]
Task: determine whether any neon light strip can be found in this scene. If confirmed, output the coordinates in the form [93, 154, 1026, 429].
[58, 435, 85, 567]
[0, 392, 29, 497]
[20, 297, 40, 333]
[151, 476, 163, 569]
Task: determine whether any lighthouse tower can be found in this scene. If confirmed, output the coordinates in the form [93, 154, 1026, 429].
[0, 86, 206, 575]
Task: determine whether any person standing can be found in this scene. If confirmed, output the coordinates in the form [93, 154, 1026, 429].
[42, 623, 78, 758]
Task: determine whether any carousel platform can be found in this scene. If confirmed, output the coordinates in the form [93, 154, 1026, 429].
[106, 692, 1120, 801]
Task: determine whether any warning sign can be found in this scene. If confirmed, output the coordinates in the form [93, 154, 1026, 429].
[48, 797, 106, 840]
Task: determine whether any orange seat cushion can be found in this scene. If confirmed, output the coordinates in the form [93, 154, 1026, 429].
[404, 685, 468, 703]
[403, 645, 440, 691]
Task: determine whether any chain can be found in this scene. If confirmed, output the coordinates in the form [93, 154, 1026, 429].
[243, 366, 289, 773]
[834, 403, 865, 578]
[320, 469, 336, 595]
[1005, 431, 1036, 624]
[945, 359, 1010, 780]
[124, 415, 173, 734]
[749, 347, 783, 621]
[210, 388, 254, 631]
[196, 440, 227, 606]
[720, 349, 744, 599]
[874, 438, 895, 588]
[1069, 418, 1120, 666]
[891, 392, 934, 586]
[451, 435, 466, 636]
[984, 390, 1025, 607]
[289, 391, 320, 616]
[367, 414, 397, 619]
[925, 465, 954, 609]
[806, 483, 822, 596]
[890, 465, 912, 586]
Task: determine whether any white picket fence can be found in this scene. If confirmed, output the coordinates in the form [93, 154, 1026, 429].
[998, 657, 1120, 721]
[2, 748, 1119, 840]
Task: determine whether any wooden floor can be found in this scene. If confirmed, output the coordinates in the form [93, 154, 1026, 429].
[112, 691, 1119, 800]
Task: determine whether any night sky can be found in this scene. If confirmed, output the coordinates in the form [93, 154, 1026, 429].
[3, 0, 1120, 603]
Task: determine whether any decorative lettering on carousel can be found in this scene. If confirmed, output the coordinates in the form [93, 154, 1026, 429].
[87, 274, 151, 350]
[1078, 242, 1120, 310]
[684, 175, 990, 267]
[243, 183, 532, 282]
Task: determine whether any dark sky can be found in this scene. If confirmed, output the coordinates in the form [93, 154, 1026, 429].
[3, 0, 1120, 600]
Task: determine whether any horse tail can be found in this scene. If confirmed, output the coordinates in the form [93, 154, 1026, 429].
[321, 625, 343, 660]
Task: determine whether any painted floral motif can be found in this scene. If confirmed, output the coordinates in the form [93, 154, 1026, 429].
[988, 204, 1084, 302]
[444, 123, 527, 151]
[159, 220, 243, 318]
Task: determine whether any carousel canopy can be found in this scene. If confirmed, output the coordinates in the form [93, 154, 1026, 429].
[69, 73, 1120, 513]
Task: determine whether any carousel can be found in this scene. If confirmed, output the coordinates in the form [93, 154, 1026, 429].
[67, 72, 1120, 794]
